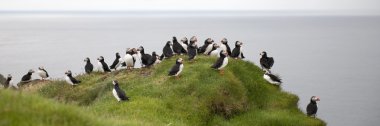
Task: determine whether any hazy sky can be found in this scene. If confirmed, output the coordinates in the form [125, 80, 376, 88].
[0, 0, 379, 13]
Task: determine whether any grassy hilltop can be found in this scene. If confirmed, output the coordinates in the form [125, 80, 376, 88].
[0, 55, 325, 126]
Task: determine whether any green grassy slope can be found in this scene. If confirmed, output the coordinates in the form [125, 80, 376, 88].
[0, 56, 325, 126]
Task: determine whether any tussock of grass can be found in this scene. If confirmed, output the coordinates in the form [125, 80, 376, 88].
[0, 55, 325, 126]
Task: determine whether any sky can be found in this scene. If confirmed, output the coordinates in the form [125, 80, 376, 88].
[0, 0, 379, 14]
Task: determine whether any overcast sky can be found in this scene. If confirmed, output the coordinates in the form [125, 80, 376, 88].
[1, 0, 379, 14]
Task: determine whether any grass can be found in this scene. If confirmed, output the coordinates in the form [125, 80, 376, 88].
[0, 55, 326, 126]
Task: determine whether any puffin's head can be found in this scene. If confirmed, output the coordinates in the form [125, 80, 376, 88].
[38, 66, 45, 70]
[311, 96, 320, 102]
[236, 41, 243, 46]
[97, 56, 104, 61]
[220, 50, 228, 57]
[84, 57, 90, 62]
[112, 80, 118, 85]
[116, 52, 120, 57]
[221, 38, 228, 44]
[132, 48, 138, 53]
[65, 70, 72, 75]
[7, 74, 12, 79]
[206, 38, 213, 43]
[213, 43, 220, 48]
[152, 51, 157, 56]
[167, 41, 173, 46]
[138, 46, 144, 51]
[260, 51, 267, 56]
[172, 36, 177, 41]
[28, 69, 35, 73]
[181, 37, 188, 42]
[176, 58, 183, 64]
[190, 36, 197, 42]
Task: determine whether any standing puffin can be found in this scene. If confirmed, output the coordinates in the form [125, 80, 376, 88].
[231, 41, 245, 59]
[110, 52, 123, 70]
[208, 43, 220, 57]
[149, 52, 160, 66]
[187, 36, 198, 61]
[134, 48, 143, 68]
[263, 70, 282, 85]
[84, 57, 94, 74]
[307, 96, 320, 117]
[112, 80, 129, 102]
[21, 69, 34, 83]
[199, 38, 213, 54]
[4, 74, 16, 89]
[211, 50, 229, 75]
[37, 66, 49, 80]
[162, 41, 174, 58]
[64, 70, 81, 86]
[139, 46, 152, 68]
[203, 38, 215, 55]
[124, 48, 136, 70]
[168, 58, 184, 78]
[260, 51, 274, 72]
[97, 56, 111, 72]
[180, 37, 188, 54]
[220, 38, 232, 56]
[172, 36, 184, 55]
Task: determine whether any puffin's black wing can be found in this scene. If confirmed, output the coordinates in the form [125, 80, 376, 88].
[42, 69, 49, 77]
[85, 63, 94, 73]
[147, 55, 157, 66]
[211, 57, 224, 69]
[268, 57, 274, 68]
[226, 45, 232, 56]
[163, 46, 173, 57]
[168, 64, 180, 76]
[231, 47, 239, 58]
[188, 46, 197, 60]
[110, 58, 120, 69]
[115, 86, 129, 101]
[268, 74, 281, 83]
[101, 62, 111, 72]
[69, 76, 81, 84]
[173, 41, 183, 54]
[306, 103, 318, 116]
[141, 54, 152, 65]
[21, 74, 31, 81]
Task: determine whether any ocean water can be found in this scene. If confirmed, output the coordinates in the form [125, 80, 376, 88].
[0, 14, 379, 125]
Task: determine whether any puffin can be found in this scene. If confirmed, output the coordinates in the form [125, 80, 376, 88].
[97, 56, 111, 72]
[199, 38, 213, 54]
[149, 51, 160, 66]
[112, 80, 129, 102]
[139, 46, 152, 67]
[124, 48, 136, 70]
[220, 38, 232, 56]
[37, 66, 49, 80]
[180, 37, 188, 54]
[231, 41, 245, 59]
[208, 43, 220, 57]
[109, 52, 123, 70]
[187, 36, 198, 61]
[5, 74, 18, 89]
[172, 36, 184, 54]
[134, 48, 143, 68]
[168, 58, 184, 78]
[263, 70, 282, 85]
[64, 70, 81, 86]
[162, 41, 174, 58]
[306, 96, 321, 117]
[203, 38, 215, 55]
[260, 51, 275, 72]
[84, 57, 94, 74]
[21, 69, 34, 83]
[211, 50, 229, 75]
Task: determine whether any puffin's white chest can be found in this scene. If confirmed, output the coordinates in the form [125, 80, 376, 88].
[210, 50, 220, 57]
[113, 89, 121, 101]
[220, 44, 227, 52]
[263, 74, 280, 85]
[125, 54, 134, 67]
[176, 64, 184, 76]
[65, 76, 74, 85]
[37, 70, 47, 78]
[204, 44, 213, 54]
[97, 61, 104, 72]
[219, 57, 228, 70]
[181, 43, 188, 51]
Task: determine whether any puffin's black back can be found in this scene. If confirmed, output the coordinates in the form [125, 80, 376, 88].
[100, 60, 111, 72]
[68, 73, 81, 84]
[140, 47, 153, 66]
[85, 60, 94, 74]
[42, 69, 49, 77]
[231, 45, 241, 58]
[21, 72, 32, 81]
[307, 100, 318, 116]
[4, 77, 11, 88]
[114, 83, 129, 101]
[110, 53, 121, 69]
[187, 41, 197, 60]
[211, 52, 227, 69]
[172, 37, 183, 54]
[163, 42, 174, 58]
[168, 62, 181, 76]
[260, 53, 274, 69]
[199, 39, 210, 54]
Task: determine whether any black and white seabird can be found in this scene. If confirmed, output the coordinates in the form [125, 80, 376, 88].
[231, 41, 245, 59]
[5, 74, 18, 89]
[203, 38, 215, 55]
[211, 50, 229, 75]
[64, 70, 81, 86]
[260, 51, 274, 72]
[150, 51, 160, 66]
[37, 66, 49, 80]
[199, 38, 213, 54]
[208, 43, 220, 57]
[112, 80, 129, 102]
[110, 52, 124, 70]
[187, 36, 198, 61]
[263, 70, 282, 85]
[124, 48, 136, 70]
[84, 57, 94, 74]
[21, 69, 34, 83]
[162, 41, 174, 58]
[139, 46, 153, 67]
[306, 96, 320, 117]
[180, 37, 189, 54]
[168, 58, 184, 78]
[97, 56, 111, 72]
[220, 38, 232, 56]
[172, 36, 184, 55]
